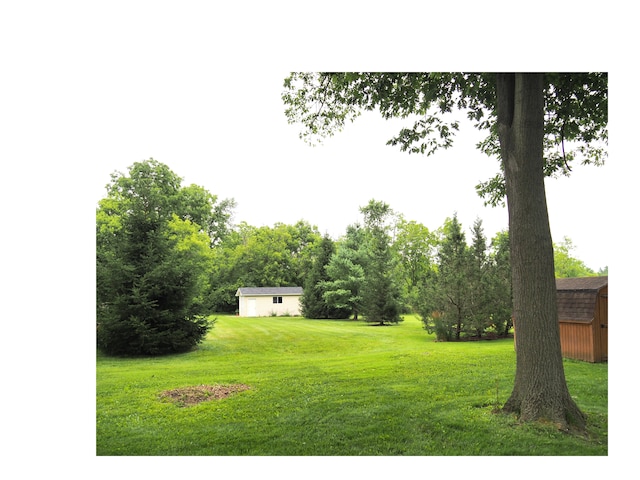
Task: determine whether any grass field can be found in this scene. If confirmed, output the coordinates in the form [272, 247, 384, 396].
[96, 314, 607, 456]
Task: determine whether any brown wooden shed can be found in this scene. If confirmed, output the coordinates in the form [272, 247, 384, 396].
[556, 276, 608, 363]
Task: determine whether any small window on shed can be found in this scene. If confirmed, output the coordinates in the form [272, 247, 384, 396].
[273, 296, 283, 304]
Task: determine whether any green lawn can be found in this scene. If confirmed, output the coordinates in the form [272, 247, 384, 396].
[96, 314, 607, 455]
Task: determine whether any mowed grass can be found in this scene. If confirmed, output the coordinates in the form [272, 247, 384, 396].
[96, 315, 607, 455]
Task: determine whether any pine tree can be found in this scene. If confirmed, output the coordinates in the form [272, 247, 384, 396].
[301, 235, 350, 319]
[418, 214, 470, 340]
[96, 160, 216, 356]
[322, 225, 368, 320]
[359, 200, 403, 325]
[467, 218, 491, 337]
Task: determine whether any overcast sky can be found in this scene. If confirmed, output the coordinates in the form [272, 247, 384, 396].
[88, 68, 610, 271]
[3, 2, 627, 282]
[0, 3, 620, 274]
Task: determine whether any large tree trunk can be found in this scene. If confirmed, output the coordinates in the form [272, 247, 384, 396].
[497, 73, 586, 430]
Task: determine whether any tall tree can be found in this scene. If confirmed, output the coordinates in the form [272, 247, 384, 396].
[359, 200, 403, 325]
[467, 218, 491, 337]
[496, 74, 584, 427]
[178, 183, 236, 246]
[393, 218, 436, 310]
[282, 72, 607, 429]
[96, 159, 221, 355]
[432, 214, 470, 339]
[323, 224, 368, 320]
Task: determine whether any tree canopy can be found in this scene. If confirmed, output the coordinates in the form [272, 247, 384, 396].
[283, 73, 607, 206]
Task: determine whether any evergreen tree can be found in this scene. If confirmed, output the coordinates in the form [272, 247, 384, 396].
[301, 235, 350, 319]
[467, 218, 491, 337]
[323, 224, 368, 320]
[418, 214, 470, 340]
[359, 200, 403, 325]
[437, 214, 471, 339]
[96, 159, 221, 356]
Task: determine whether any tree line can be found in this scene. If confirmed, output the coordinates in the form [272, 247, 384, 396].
[301, 205, 514, 340]
[96, 159, 602, 355]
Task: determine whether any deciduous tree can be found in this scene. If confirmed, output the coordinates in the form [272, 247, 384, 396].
[393, 218, 436, 310]
[283, 72, 607, 429]
[178, 183, 236, 246]
[553, 236, 596, 278]
[206, 221, 322, 312]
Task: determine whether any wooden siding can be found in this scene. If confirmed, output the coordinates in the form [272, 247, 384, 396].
[558, 283, 608, 363]
[514, 278, 608, 363]
[559, 321, 596, 362]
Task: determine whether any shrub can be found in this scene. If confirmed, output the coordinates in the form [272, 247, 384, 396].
[97, 314, 213, 356]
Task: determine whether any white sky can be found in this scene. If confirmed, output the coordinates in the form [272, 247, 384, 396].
[2, 0, 636, 472]
[1, 2, 622, 274]
[87, 68, 611, 270]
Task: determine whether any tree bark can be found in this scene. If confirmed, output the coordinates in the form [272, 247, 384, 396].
[497, 73, 586, 430]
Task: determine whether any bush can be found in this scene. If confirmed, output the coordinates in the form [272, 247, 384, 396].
[97, 314, 213, 356]
[421, 313, 455, 342]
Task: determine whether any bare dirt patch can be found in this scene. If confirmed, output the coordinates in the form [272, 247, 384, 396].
[159, 384, 250, 407]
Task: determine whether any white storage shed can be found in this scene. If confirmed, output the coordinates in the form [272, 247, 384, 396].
[235, 287, 303, 317]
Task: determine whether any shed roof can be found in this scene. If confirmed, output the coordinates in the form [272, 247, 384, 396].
[556, 276, 607, 323]
[235, 287, 303, 297]
[556, 276, 608, 292]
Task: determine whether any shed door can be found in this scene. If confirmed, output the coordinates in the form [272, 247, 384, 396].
[247, 298, 257, 317]
[599, 294, 608, 361]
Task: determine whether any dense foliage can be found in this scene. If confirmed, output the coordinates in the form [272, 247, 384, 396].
[554, 236, 598, 278]
[302, 202, 522, 333]
[416, 215, 512, 341]
[359, 200, 404, 325]
[96, 160, 230, 355]
[97, 160, 602, 355]
[97, 161, 598, 353]
[300, 235, 352, 319]
[206, 220, 322, 313]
